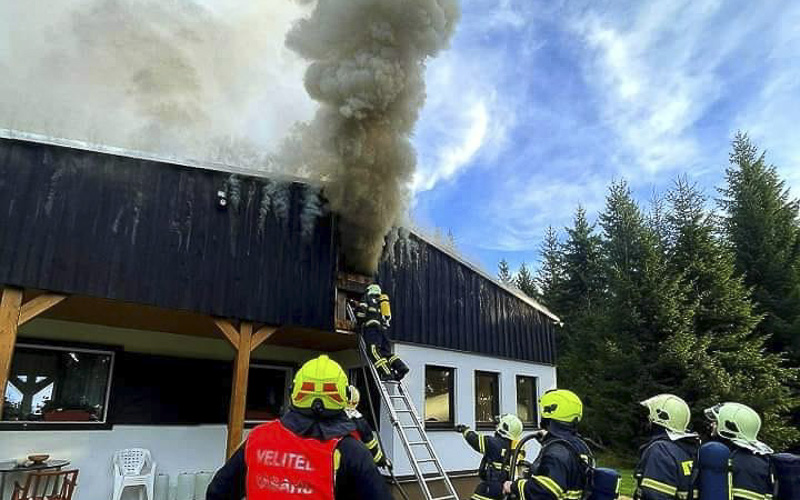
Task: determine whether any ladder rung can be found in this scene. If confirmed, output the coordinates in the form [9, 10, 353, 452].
[431, 496, 456, 500]
[389, 395, 406, 399]
[416, 458, 436, 463]
[396, 409, 412, 413]
[401, 425, 421, 430]
[425, 476, 444, 482]
[409, 441, 428, 445]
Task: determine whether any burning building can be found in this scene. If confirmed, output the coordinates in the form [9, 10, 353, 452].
[0, 133, 559, 499]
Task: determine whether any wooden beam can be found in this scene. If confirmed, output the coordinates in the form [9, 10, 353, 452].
[250, 326, 278, 353]
[226, 322, 252, 458]
[18, 294, 67, 326]
[215, 319, 240, 349]
[0, 287, 23, 420]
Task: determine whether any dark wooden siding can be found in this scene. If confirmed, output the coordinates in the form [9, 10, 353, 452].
[0, 138, 336, 330]
[378, 233, 557, 364]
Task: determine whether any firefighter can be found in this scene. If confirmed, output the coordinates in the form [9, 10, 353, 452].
[345, 385, 390, 469]
[634, 394, 700, 500]
[205, 355, 391, 500]
[700, 402, 773, 500]
[354, 283, 409, 381]
[503, 389, 593, 500]
[456, 414, 524, 500]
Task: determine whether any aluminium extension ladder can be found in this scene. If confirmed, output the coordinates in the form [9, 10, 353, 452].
[358, 337, 460, 500]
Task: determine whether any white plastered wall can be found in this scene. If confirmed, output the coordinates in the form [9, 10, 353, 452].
[379, 342, 557, 477]
[1, 318, 356, 500]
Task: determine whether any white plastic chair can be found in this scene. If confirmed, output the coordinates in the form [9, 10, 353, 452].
[112, 449, 157, 500]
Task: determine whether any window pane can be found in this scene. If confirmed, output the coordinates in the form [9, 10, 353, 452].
[3, 346, 113, 423]
[516, 376, 537, 425]
[475, 371, 499, 425]
[425, 366, 453, 425]
[246, 366, 290, 421]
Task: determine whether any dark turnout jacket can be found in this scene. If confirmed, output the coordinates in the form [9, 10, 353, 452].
[510, 422, 592, 500]
[462, 428, 519, 499]
[634, 428, 699, 500]
[727, 445, 772, 500]
[206, 410, 391, 500]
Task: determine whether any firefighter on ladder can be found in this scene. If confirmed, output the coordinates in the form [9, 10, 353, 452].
[354, 283, 409, 381]
[206, 355, 391, 500]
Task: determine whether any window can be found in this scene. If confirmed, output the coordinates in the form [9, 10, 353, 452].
[475, 371, 499, 428]
[425, 365, 455, 429]
[3, 343, 114, 424]
[246, 364, 293, 422]
[516, 375, 538, 427]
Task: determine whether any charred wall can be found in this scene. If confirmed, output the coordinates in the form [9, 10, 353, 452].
[0, 138, 336, 330]
[378, 234, 557, 364]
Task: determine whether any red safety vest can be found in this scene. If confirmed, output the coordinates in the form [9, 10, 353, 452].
[245, 420, 341, 500]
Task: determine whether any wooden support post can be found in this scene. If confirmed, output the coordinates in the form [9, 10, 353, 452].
[0, 287, 23, 420]
[18, 294, 67, 326]
[215, 319, 240, 350]
[250, 326, 277, 353]
[226, 322, 253, 458]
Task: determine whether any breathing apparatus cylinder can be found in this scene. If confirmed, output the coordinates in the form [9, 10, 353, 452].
[588, 468, 621, 500]
[698, 442, 731, 500]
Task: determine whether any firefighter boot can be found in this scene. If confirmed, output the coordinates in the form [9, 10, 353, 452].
[389, 356, 410, 381]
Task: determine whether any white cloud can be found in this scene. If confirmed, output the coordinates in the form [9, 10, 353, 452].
[413, 99, 489, 192]
[411, 34, 518, 194]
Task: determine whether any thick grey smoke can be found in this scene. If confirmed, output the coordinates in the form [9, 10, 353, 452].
[283, 0, 460, 273]
[0, 0, 312, 161]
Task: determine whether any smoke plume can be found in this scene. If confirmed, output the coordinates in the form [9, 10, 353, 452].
[0, 0, 313, 160]
[282, 0, 460, 273]
[2, 0, 461, 274]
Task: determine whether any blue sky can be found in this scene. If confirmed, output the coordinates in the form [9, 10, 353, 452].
[410, 0, 800, 274]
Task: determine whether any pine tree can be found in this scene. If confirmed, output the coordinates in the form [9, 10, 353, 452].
[535, 226, 564, 306]
[560, 207, 604, 312]
[516, 262, 537, 298]
[589, 180, 694, 447]
[666, 176, 798, 448]
[719, 132, 800, 362]
[497, 259, 513, 284]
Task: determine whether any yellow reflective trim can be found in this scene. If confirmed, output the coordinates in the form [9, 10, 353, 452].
[518, 480, 529, 500]
[471, 495, 495, 500]
[334, 449, 341, 474]
[641, 478, 678, 496]
[478, 434, 486, 454]
[388, 354, 399, 363]
[365, 438, 379, 449]
[681, 460, 694, 476]
[564, 491, 583, 499]
[373, 449, 384, 463]
[732, 489, 769, 500]
[533, 475, 565, 499]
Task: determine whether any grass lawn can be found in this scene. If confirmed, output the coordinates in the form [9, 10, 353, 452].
[596, 451, 637, 498]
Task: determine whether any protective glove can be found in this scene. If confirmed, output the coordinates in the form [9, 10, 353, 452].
[454, 424, 469, 433]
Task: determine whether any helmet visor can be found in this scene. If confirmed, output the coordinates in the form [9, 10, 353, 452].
[704, 404, 721, 422]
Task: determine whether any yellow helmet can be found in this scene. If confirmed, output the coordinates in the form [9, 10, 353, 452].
[641, 394, 695, 440]
[496, 414, 524, 441]
[291, 355, 349, 411]
[347, 385, 361, 410]
[540, 389, 583, 424]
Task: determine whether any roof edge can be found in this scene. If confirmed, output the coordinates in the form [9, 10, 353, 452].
[408, 227, 561, 323]
[0, 129, 319, 187]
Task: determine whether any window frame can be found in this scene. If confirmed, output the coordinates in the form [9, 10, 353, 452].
[2, 341, 117, 431]
[515, 375, 539, 429]
[423, 364, 456, 430]
[474, 370, 500, 430]
[244, 362, 294, 426]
